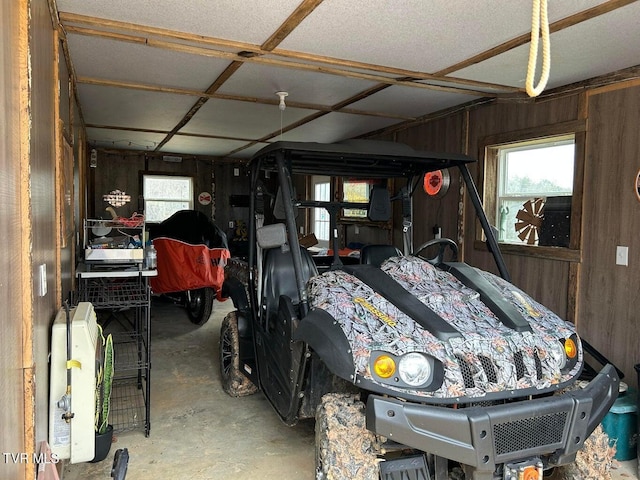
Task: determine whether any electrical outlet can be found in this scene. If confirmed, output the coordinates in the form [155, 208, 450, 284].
[616, 245, 628, 266]
[233, 168, 240, 177]
[229, 221, 234, 229]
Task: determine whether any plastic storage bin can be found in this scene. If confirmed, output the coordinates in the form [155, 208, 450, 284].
[601, 389, 638, 461]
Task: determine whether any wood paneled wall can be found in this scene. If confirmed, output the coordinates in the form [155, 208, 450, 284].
[30, 0, 59, 465]
[396, 112, 466, 253]
[0, 1, 29, 479]
[380, 84, 640, 386]
[0, 0, 60, 478]
[580, 84, 640, 387]
[90, 151, 248, 242]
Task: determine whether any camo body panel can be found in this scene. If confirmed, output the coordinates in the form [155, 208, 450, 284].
[307, 256, 582, 400]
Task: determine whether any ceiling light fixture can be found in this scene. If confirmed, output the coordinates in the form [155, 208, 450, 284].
[276, 91, 288, 111]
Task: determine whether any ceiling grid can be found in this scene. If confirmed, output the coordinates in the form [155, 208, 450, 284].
[54, 0, 640, 158]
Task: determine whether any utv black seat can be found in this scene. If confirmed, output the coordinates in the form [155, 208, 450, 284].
[263, 246, 317, 310]
[360, 244, 402, 267]
[257, 224, 318, 317]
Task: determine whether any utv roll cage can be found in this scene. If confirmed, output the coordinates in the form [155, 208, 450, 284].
[246, 139, 509, 320]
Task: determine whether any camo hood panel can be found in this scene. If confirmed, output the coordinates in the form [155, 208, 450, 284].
[307, 256, 582, 400]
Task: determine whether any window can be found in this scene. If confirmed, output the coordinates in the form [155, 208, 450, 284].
[312, 176, 330, 247]
[494, 135, 575, 245]
[342, 180, 369, 218]
[143, 174, 193, 223]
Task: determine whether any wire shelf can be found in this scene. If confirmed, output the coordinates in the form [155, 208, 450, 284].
[110, 378, 147, 434]
[113, 332, 149, 372]
[79, 280, 149, 308]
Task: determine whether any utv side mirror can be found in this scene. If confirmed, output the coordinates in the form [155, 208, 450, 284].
[368, 186, 391, 222]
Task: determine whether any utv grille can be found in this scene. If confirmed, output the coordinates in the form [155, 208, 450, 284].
[456, 355, 475, 388]
[478, 355, 498, 383]
[493, 411, 567, 456]
[455, 351, 542, 391]
[533, 350, 543, 380]
[514, 351, 527, 379]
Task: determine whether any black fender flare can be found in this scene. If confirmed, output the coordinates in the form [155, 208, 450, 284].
[294, 308, 355, 381]
[220, 278, 252, 337]
[221, 277, 248, 311]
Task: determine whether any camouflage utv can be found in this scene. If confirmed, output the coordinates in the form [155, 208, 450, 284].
[219, 139, 619, 480]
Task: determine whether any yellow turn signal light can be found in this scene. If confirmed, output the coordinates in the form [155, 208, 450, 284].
[373, 355, 396, 379]
[564, 338, 577, 359]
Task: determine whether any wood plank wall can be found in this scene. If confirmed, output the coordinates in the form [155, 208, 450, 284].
[0, 0, 60, 478]
[0, 1, 29, 479]
[395, 113, 466, 252]
[379, 85, 640, 386]
[90, 152, 247, 244]
[30, 0, 60, 466]
[580, 83, 640, 387]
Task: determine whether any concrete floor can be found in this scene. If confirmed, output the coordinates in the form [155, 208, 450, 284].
[61, 298, 638, 480]
[62, 298, 315, 480]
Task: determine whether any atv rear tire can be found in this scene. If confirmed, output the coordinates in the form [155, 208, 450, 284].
[315, 393, 381, 480]
[220, 311, 258, 397]
[185, 287, 214, 325]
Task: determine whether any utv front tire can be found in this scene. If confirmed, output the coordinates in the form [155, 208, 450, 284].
[219, 311, 258, 397]
[315, 393, 381, 480]
[185, 287, 214, 325]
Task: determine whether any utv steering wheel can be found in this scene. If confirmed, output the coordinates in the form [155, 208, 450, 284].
[412, 238, 459, 265]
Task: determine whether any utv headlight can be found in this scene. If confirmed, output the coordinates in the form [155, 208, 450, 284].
[549, 341, 567, 370]
[398, 353, 432, 386]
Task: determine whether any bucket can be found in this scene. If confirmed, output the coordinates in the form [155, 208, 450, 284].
[601, 389, 637, 460]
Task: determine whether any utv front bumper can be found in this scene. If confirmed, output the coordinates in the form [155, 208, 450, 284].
[366, 364, 619, 479]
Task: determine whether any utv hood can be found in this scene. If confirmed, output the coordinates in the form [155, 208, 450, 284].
[305, 256, 582, 402]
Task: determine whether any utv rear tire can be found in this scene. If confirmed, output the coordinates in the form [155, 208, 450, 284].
[220, 311, 258, 397]
[315, 393, 381, 480]
[185, 287, 214, 325]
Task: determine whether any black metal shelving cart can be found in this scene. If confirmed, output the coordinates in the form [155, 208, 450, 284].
[76, 264, 156, 437]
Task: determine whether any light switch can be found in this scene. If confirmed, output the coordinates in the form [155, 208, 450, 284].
[616, 246, 629, 266]
[38, 264, 47, 297]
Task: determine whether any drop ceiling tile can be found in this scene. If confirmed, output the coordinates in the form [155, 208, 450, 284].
[178, 98, 317, 139]
[277, 0, 609, 73]
[159, 135, 252, 157]
[78, 84, 196, 131]
[349, 85, 480, 118]
[86, 127, 167, 151]
[66, 33, 230, 91]
[281, 112, 400, 144]
[234, 142, 271, 159]
[57, 0, 303, 45]
[453, 2, 640, 89]
[217, 62, 379, 107]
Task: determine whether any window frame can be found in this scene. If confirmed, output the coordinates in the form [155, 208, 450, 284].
[496, 134, 575, 245]
[141, 172, 194, 224]
[311, 175, 331, 247]
[476, 120, 586, 262]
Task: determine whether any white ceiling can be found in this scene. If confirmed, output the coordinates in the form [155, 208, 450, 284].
[54, 0, 640, 159]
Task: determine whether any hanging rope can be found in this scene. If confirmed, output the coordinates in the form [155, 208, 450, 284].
[525, 0, 551, 97]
